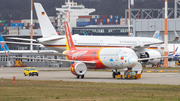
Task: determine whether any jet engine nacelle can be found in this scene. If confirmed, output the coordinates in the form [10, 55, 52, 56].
[70, 62, 87, 76]
[141, 50, 161, 64]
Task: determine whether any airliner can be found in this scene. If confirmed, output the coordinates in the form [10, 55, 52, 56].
[13, 11, 168, 79]
[6, 3, 179, 65]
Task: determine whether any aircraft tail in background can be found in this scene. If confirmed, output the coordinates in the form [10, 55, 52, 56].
[0, 34, 9, 56]
[83, 31, 89, 36]
[153, 31, 160, 39]
[0, 34, 10, 51]
[130, 33, 134, 37]
[34, 3, 59, 38]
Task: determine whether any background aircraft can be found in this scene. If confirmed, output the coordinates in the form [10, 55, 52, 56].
[0, 34, 56, 54]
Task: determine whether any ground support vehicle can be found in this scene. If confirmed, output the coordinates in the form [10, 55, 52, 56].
[115, 70, 141, 79]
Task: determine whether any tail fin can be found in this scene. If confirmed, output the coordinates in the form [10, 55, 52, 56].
[34, 3, 59, 38]
[83, 31, 88, 36]
[64, 22, 76, 50]
[175, 47, 178, 53]
[174, 45, 178, 54]
[0, 34, 10, 51]
[153, 31, 160, 39]
[130, 33, 134, 37]
[0, 34, 9, 56]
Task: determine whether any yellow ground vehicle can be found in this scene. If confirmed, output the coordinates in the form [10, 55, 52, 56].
[24, 67, 38, 76]
[14, 60, 27, 67]
[115, 70, 141, 79]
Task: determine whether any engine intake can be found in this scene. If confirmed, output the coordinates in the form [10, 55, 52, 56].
[70, 62, 87, 76]
[141, 50, 161, 64]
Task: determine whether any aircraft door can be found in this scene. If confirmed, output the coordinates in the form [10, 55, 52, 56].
[115, 49, 121, 61]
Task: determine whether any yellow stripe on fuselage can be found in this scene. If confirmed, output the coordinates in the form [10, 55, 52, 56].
[97, 48, 107, 67]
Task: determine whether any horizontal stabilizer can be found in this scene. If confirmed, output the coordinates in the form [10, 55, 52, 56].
[5, 41, 41, 45]
[6, 37, 36, 42]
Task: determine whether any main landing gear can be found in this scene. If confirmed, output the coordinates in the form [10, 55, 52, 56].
[77, 75, 84, 79]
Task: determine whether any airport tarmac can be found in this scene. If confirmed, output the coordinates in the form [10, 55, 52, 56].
[0, 67, 180, 85]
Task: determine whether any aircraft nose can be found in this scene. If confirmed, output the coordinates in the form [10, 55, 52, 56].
[128, 57, 138, 67]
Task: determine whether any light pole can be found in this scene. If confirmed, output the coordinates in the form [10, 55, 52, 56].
[128, 0, 130, 37]
[30, 0, 33, 52]
[164, 0, 168, 68]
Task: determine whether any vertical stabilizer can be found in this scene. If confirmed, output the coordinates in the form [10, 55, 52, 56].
[83, 31, 88, 36]
[34, 3, 58, 38]
[130, 33, 134, 37]
[64, 22, 76, 50]
[0, 34, 10, 51]
[153, 31, 160, 39]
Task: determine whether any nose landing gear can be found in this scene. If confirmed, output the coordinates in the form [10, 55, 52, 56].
[112, 69, 120, 78]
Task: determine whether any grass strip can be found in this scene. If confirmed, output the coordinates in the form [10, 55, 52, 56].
[0, 79, 180, 101]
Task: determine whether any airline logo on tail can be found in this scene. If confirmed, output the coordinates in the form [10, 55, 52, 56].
[0, 41, 5, 48]
[64, 22, 76, 50]
[130, 33, 134, 37]
[153, 31, 160, 39]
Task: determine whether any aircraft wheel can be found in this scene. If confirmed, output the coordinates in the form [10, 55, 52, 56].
[77, 75, 80, 79]
[81, 75, 84, 79]
[112, 72, 116, 78]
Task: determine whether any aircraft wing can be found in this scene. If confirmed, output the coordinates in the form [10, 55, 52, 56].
[6, 37, 36, 42]
[12, 57, 95, 64]
[131, 31, 179, 49]
[138, 56, 168, 61]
